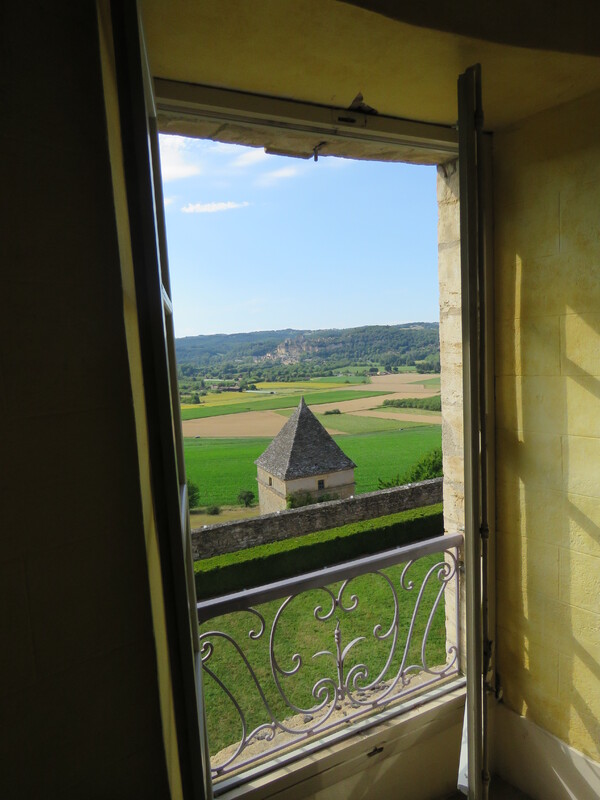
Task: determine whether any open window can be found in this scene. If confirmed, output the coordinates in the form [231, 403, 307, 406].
[110, 4, 492, 797]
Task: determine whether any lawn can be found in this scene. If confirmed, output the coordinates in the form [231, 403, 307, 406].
[180, 389, 387, 420]
[199, 552, 448, 757]
[184, 427, 442, 506]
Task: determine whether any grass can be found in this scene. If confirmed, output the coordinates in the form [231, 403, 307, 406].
[199, 548, 447, 756]
[184, 427, 442, 506]
[181, 389, 387, 420]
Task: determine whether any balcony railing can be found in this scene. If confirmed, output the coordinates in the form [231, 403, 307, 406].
[197, 530, 463, 791]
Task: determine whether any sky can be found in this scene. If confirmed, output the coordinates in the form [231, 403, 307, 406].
[159, 135, 439, 338]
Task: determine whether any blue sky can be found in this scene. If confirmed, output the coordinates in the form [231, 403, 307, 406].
[159, 135, 439, 338]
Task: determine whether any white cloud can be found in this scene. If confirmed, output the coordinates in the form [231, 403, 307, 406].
[181, 200, 250, 214]
[163, 197, 175, 206]
[231, 148, 270, 168]
[159, 135, 203, 181]
[256, 165, 300, 186]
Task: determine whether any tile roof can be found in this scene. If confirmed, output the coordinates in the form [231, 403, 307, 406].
[255, 397, 356, 480]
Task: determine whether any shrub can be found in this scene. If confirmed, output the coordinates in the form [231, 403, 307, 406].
[323, 408, 341, 415]
[206, 505, 221, 515]
[187, 480, 200, 509]
[237, 490, 255, 507]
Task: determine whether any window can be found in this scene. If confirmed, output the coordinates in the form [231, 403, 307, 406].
[115, 7, 490, 794]
[317, 479, 325, 490]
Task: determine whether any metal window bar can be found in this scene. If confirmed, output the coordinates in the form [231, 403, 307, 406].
[197, 532, 463, 790]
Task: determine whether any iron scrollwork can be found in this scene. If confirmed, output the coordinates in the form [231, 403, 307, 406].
[199, 545, 460, 781]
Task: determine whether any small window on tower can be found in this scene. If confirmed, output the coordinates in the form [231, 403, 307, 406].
[318, 479, 325, 490]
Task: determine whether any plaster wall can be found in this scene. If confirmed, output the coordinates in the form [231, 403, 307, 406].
[493, 90, 600, 762]
[285, 469, 356, 496]
[257, 468, 356, 514]
[257, 467, 287, 513]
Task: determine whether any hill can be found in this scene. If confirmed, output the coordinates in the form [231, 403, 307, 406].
[176, 323, 439, 383]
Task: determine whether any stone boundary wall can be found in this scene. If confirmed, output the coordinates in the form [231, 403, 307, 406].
[191, 478, 443, 559]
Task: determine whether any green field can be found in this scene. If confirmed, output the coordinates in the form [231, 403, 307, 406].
[181, 389, 386, 420]
[184, 427, 442, 506]
[276, 408, 433, 434]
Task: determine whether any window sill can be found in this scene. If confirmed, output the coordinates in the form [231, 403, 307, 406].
[215, 681, 466, 800]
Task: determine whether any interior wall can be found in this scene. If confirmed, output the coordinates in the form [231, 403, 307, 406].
[0, 5, 170, 797]
[493, 89, 600, 765]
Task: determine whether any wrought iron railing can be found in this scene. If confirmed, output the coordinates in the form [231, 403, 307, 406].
[197, 532, 463, 789]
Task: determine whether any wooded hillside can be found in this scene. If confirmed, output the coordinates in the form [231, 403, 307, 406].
[176, 323, 440, 382]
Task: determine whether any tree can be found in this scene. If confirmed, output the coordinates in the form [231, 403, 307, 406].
[187, 480, 200, 509]
[237, 490, 255, 507]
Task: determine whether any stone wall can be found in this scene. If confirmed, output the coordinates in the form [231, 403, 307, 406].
[437, 158, 464, 537]
[192, 478, 443, 559]
[437, 158, 466, 663]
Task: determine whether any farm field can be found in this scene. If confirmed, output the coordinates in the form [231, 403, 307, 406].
[180, 389, 387, 420]
[410, 376, 441, 388]
[182, 373, 442, 507]
[276, 407, 429, 434]
[353, 408, 442, 425]
[184, 426, 442, 506]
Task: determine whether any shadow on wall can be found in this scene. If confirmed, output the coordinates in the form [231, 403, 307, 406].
[493, 108, 600, 773]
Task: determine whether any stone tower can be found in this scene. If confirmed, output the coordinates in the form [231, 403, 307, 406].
[255, 398, 356, 513]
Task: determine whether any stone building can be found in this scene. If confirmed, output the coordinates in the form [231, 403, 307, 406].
[255, 398, 356, 513]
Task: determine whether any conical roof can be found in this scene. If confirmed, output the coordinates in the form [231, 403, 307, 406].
[255, 398, 356, 480]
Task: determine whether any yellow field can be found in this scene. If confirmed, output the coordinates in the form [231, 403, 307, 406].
[182, 382, 345, 410]
[181, 392, 277, 409]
